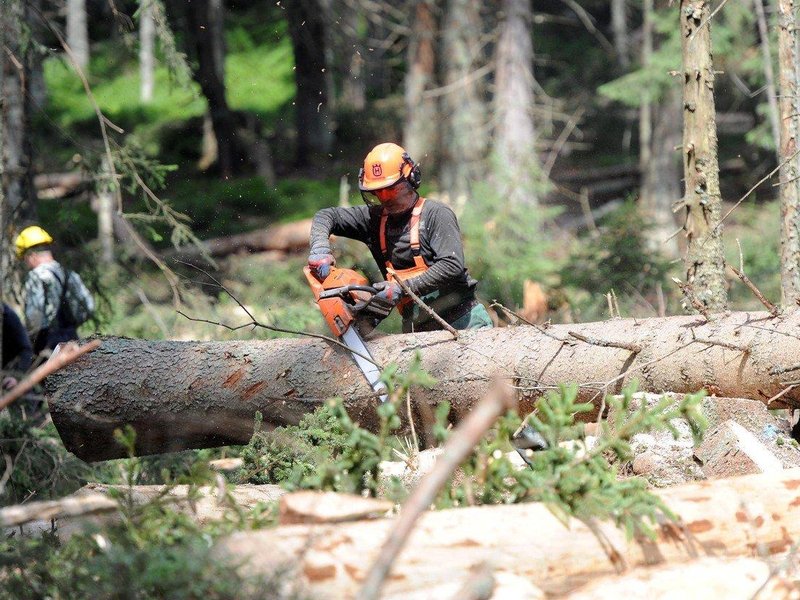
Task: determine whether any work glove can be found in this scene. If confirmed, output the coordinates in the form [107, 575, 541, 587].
[373, 281, 403, 305]
[308, 253, 335, 281]
[368, 280, 403, 317]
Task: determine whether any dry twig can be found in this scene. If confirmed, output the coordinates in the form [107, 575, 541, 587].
[0, 340, 101, 412]
[568, 330, 641, 353]
[672, 277, 711, 320]
[693, 337, 750, 353]
[388, 268, 458, 339]
[729, 240, 780, 317]
[175, 261, 383, 367]
[770, 363, 800, 377]
[489, 302, 572, 343]
[731, 268, 781, 315]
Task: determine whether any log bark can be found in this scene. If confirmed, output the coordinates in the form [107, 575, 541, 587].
[679, 0, 727, 310]
[47, 310, 800, 462]
[215, 469, 800, 599]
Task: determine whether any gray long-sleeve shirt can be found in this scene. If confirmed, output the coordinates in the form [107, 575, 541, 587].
[309, 199, 478, 316]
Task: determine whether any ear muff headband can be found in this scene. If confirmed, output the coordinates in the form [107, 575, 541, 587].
[402, 152, 421, 189]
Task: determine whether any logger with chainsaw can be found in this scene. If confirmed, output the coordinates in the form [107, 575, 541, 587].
[308, 142, 493, 333]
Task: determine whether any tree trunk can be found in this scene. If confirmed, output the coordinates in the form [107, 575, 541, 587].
[48, 310, 800, 461]
[492, 0, 540, 208]
[2, 0, 38, 226]
[640, 87, 681, 259]
[95, 157, 114, 264]
[639, 0, 681, 259]
[164, 0, 237, 178]
[403, 0, 438, 167]
[438, 0, 490, 204]
[286, 0, 333, 165]
[0, 0, 6, 355]
[638, 0, 653, 171]
[66, 0, 89, 71]
[678, 1, 727, 312]
[164, 218, 313, 262]
[215, 469, 800, 598]
[140, 0, 156, 103]
[330, 0, 365, 112]
[754, 0, 781, 158]
[777, 0, 800, 305]
[611, 0, 629, 69]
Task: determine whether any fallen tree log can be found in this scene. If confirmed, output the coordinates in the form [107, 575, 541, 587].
[0, 493, 117, 528]
[164, 219, 313, 262]
[5, 483, 285, 538]
[48, 310, 800, 461]
[563, 556, 791, 600]
[215, 468, 800, 599]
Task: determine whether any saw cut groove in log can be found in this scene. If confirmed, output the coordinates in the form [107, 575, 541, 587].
[47, 311, 799, 461]
[215, 469, 800, 599]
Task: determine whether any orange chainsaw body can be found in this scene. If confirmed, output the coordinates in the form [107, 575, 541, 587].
[304, 266, 374, 337]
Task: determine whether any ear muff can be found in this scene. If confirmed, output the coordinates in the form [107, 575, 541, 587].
[402, 152, 422, 189]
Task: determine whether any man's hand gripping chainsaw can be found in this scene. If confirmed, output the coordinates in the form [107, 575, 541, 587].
[304, 266, 393, 402]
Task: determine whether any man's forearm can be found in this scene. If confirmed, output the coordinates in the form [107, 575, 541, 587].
[309, 210, 336, 255]
[404, 258, 463, 296]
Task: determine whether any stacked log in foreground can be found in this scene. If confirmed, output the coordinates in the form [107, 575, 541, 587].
[48, 310, 800, 461]
[215, 469, 800, 599]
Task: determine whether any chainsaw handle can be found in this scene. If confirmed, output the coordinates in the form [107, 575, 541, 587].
[318, 284, 378, 300]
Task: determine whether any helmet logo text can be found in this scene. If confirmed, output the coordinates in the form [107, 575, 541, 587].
[372, 163, 383, 177]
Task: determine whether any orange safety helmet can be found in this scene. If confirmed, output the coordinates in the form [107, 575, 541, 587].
[358, 143, 421, 195]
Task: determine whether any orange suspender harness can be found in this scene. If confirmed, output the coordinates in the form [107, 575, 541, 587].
[379, 197, 428, 312]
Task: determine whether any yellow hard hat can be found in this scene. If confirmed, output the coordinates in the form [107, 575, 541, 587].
[15, 225, 54, 259]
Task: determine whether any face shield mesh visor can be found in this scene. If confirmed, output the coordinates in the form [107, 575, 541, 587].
[360, 179, 405, 207]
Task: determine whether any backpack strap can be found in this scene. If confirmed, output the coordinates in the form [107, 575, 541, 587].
[52, 268, 75, 328]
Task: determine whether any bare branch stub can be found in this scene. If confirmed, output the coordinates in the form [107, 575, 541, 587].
[568, 330, 641, 354]
[0, 340, 102, 411]
[693, 336, 750, 353]
[672, 277, 711, 320]
[770, 363, 800, 377]
[389, 269, 458, 339]
[728, 264, 780, 317]
[489, 301, 572, 344]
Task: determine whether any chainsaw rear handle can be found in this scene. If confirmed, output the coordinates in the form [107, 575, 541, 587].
[318, 284, 378, 300]
[320, 285, 389, 317]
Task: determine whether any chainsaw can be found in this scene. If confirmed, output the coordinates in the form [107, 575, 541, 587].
[304, 266, 391, 403]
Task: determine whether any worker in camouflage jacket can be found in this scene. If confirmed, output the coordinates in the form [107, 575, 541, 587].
[308, 142, 493, 333]
[14, 226, 95, 355]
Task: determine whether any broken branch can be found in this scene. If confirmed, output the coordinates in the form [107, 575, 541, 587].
[568, 331, 641, 353]
[388, 268, 458, 339]
[0, 340, 101, 412]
